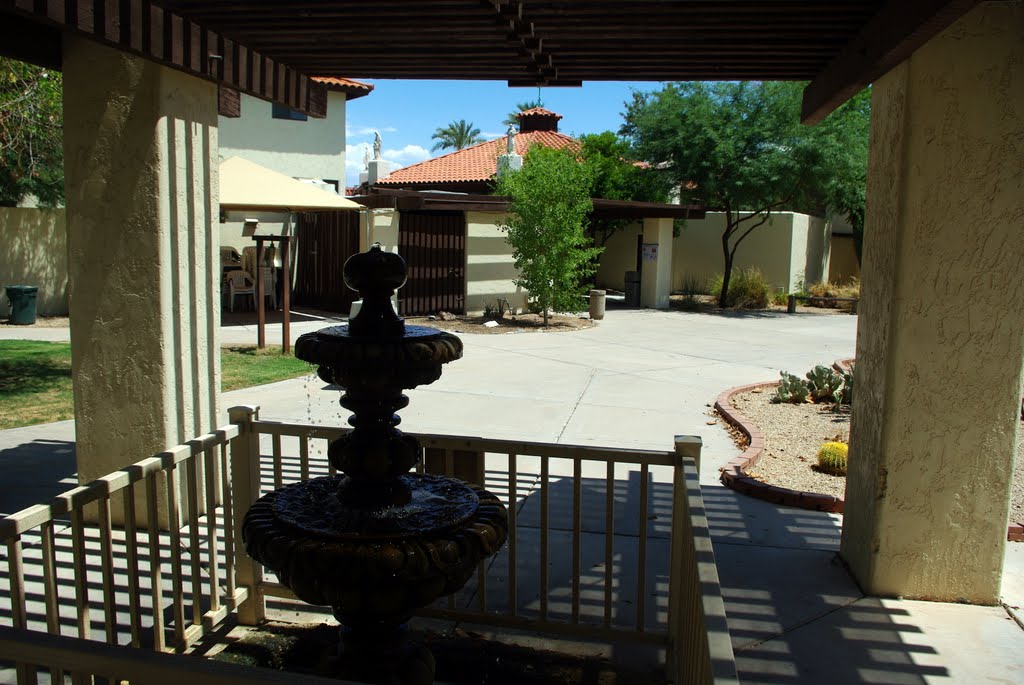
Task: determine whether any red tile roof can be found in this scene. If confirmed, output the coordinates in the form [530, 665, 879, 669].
[516, 106, 562, 121]
[377, 130, 579, 186]
[311, 77, 374, 100]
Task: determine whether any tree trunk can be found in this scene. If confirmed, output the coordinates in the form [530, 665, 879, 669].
[719, 222, 734, 308]
[542, 306, 549, 326]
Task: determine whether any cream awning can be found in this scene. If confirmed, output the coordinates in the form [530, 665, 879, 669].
[219, 156, 363, 211]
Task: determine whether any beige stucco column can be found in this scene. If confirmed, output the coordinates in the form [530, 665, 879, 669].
[842, 3, 1023, 604]
[641, 217, 673, 309]
[62, 37, 221, 484]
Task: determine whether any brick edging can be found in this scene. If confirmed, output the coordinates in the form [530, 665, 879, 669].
[714, 370, 1024, 540]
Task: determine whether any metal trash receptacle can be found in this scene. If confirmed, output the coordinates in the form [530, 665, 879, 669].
[624, 271, 641, 307]
[589, 289, 606, 320]
[5, 285, 38, 325]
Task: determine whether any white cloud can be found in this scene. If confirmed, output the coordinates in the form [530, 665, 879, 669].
[480, 130, 507, 140]
[384, 144, 431, 166]
[346, 125, 398, 137]
[344, 143, 431, 186]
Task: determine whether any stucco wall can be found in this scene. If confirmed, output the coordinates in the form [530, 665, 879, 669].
[0, 208, 68, 315]
[63, 38, 221, 486]
[671, 212, 808, 293]
[828, 235, 860, 283]
[466, 211, 526, 314]
[594, 222, 642, 291]
[841, 2, 1024, 603]
[218, 91, 346, 183]
[220, 210, 293, 254]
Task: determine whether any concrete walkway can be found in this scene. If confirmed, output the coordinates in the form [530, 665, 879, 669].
[1, 308, 1021, 684]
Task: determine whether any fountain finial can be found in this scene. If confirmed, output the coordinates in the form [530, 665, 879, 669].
[346, 243, 406, 337]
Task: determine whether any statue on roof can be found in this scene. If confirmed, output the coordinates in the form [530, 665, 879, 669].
[506, 124, 516, 154]
[373, 132, 382, 160]
[362, 147, 370, 169]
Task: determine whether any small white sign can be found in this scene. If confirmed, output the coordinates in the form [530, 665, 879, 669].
[642, 243, 659, 262]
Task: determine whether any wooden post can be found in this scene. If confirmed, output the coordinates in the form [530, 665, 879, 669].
[281, 236, 291, 354]
[228, 405, 266, 625]
[255, 240, 266, 349]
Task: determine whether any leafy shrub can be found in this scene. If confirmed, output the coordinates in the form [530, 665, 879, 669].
[806, 365, 843, 403]
[816, 441, 849, 475]
[771, 291, 789, 307]
[710, 268, 772, 309]
[772, 371, 809, 403]
[482, 301, 502, 319]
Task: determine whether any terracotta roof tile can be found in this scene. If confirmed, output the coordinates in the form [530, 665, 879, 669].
[377, 130, 579, 186]
[311, 77, 374, 100]
[516, 106, 562, 120]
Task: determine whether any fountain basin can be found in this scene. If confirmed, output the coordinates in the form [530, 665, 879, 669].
[243, 475, 508, 629]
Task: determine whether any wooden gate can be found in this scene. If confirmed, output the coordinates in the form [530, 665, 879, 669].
[293, 210, 361, 314]
[398, 211, 466, 316]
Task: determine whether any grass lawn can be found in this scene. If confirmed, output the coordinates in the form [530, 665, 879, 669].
[0, 341, 311, 430]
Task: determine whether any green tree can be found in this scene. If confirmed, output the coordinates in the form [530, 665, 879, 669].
[579, 131, 671, 246]
[502, 99, 543, 128]
[0, 58, 63, 207]
[494, 146, 601, 326]
[620, 81, 869, 307]
[430, 119, 483, 152]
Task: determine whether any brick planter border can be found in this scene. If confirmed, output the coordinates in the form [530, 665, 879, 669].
[714, 369, 1024, 541]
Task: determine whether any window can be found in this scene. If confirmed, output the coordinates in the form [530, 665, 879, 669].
[271, 103, 307, 121]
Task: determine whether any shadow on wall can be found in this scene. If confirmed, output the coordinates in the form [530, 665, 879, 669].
[0, 208, 68, 316]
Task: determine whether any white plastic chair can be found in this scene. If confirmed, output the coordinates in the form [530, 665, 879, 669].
[226, 269, 255, 312]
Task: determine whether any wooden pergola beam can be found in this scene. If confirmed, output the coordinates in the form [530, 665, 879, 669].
[801, 0, 982, 124]
[0, 0, 328, 117]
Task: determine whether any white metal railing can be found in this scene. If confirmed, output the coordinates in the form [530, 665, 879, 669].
[0, 407, 737, 684]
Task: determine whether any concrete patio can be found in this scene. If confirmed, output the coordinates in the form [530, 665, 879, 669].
[1, 307, 1021, 683]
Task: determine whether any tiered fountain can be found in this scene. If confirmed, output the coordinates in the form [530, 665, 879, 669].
[243, 245, 508, 684]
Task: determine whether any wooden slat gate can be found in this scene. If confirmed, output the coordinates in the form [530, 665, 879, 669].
[293, 210, 361, 314]
[398, 211, 466, 316]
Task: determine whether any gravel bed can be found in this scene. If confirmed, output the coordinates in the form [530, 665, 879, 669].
[728, 389, 1024, 522]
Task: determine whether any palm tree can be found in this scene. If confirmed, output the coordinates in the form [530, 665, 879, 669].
[502, 99, 544, 128]
[430, 119, 484, 152]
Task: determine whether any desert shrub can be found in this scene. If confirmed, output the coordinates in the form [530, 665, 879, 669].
[816, 441, 849, 475]
[804, 278, 860, 309]
[771, 290, 789, 307]
[710, 268, 772, 309]
[677, 274, 708, 296]
[772, 371, 809, 403]
[806, 365, 843, 403]
[483, 302, 499, 319]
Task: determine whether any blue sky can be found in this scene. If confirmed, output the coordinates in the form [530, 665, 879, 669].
[343, 79, 662, 186]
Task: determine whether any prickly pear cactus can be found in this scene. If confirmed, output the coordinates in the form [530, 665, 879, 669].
[806, 365, 842, 403]
[772, 371, 809, 404]
[835, 368, 854, 405]
[816, 441, 848, 475]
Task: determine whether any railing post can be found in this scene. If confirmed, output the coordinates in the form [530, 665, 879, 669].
[670, 435, 739, 685]
[229, 405, 266, 625]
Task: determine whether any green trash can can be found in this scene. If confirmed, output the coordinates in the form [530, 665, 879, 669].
[6, 285, 39, 325]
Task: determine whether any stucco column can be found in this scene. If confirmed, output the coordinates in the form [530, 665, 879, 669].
[842, 3, 1023, 604]
[63, 38, 221, 484]
[641, 217, 673, 309]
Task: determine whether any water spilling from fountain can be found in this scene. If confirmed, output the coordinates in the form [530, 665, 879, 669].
[243, 245, 509, 684]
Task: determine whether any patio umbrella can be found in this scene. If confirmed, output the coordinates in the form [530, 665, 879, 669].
[219, 156, 363, 211]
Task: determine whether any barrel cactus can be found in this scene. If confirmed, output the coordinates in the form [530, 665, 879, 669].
[816, 441, 848, 475]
